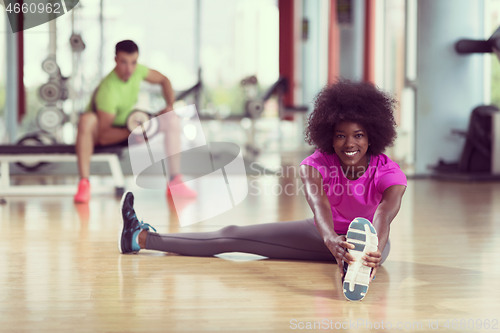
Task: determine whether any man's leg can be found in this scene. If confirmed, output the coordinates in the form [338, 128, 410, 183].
[75, 112, 99, 180]
[74, 113, 98, 203]
[159, 111, 181, 178]
[74, 112, 129, 203]
[158, 111, 197, 198]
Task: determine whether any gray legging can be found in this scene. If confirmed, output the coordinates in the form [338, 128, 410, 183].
[145, 218, 391, 264]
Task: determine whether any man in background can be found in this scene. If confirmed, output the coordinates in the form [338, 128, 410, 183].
[74, 39, 196, 203]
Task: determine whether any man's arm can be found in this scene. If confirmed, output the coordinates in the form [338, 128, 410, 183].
[144, 69, 175, 112]
[96, 110, 130, 146]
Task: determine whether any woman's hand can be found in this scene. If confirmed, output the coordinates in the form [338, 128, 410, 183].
[363, 249, 382, 280]
[324, 234, 355, 277]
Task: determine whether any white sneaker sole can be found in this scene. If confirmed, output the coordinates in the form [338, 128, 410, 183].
[117, 191, 129, 254]
[343, 217, 378, 301]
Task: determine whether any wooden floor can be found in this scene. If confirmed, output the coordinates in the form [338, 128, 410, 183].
[1, 167, 500, 332]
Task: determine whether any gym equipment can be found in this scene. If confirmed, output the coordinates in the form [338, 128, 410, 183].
[36, 106, 68, 132]
[69, 33, 85, 52]
[244, 100, 265, 119]
[240, 75, 263, 119]
[455, 26, 500, 54]
[0, 143, 126, 196]
[15, 132, 57, 172]
[433, 105, 500, 178]
[240, 76, 308, 157]
[457, 105, 499, 173]
[35, 15, 76, 137]
[241, 76, 300, 119]
[123, 78, 203, 140]
[41, 56, 60, 76]
[126, 110, 160, 139]
[38, 54, 70, 135]
[39, 80, 62, 103]
[176, 80, 203, 103]
[438, 26, 500, 178]
[240, 75, 260, 116]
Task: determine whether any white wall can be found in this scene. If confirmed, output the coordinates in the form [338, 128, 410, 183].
[415, 0, 486, 174]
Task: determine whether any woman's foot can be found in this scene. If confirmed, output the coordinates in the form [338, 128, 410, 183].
[342, 217, 378, 301]
[118, 192, 157, 254]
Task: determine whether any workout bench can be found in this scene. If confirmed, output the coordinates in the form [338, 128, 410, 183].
[0, 144, 126, 196]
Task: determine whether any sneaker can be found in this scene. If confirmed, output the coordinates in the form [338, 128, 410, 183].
[118, 192, 157, 254]
[342, 217, 378, 301]
[74, 178, 90, 203]
[167, 174, 197, 199]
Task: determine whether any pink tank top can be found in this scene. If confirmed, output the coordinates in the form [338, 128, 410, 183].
[300, 150, 407, 234]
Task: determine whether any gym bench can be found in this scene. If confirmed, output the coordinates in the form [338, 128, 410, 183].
[0, 144, 126, 196]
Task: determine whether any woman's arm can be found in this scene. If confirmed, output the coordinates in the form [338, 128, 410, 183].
[299, 164, 355, 275]
[373, 184, 406, 253]
[364, 184, 406, 277]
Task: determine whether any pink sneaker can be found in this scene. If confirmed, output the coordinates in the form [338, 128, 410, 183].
[166, 193, 197, 216]
[74, 178, 90, 203]
[167, 175, 197, 199]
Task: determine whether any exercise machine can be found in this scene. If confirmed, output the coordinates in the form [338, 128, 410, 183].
[433, 26, 500, 179]
[240, 76, 308, 160]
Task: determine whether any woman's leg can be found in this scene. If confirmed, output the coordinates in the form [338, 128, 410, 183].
[122, 192, 391, 262]
[144, 220, 391, 262]
[144, 218, 337, 261]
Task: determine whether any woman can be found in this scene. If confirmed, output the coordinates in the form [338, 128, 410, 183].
[118, 79, 407, 301]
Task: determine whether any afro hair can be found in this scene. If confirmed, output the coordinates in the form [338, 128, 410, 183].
[305, 79, 398, 156]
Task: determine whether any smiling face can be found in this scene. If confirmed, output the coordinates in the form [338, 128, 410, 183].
[114, 51, 139, 81]
[333, 121, 370, 174]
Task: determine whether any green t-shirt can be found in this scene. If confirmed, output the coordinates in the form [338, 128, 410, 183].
[87, 64, 149, 126]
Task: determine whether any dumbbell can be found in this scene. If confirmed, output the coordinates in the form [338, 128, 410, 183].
[126, 109, 160, 139]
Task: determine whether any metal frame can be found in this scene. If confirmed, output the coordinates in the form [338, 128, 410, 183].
[0, 153, 125, 195]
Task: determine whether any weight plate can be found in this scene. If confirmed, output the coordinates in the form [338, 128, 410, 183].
[37, 106, 65, 131]
[41, 57, 60, 75]
[126, 110, 151, 132]
[15, 132, 57, 172]
[39, 82, 61, 103]
[247, 100, 264, 118]
[70, 34, 86, 52]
